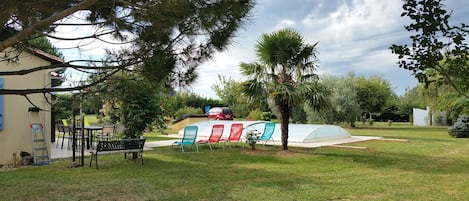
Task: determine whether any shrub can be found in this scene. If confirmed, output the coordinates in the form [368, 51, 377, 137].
[103, 75, 164, 139]
[247, 109, 272, 121]
[260, 111, 272, 121]
[247, 108, 262, 120]
[448, 115, 469, 138]
[174, 106, 203, 120]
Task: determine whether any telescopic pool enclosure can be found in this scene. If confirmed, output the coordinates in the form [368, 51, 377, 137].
[179, 120, 352, 143]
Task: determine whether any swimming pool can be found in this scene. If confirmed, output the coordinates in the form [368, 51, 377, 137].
[181, 120, 351, 143]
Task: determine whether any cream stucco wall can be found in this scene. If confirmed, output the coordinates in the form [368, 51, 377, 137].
[0, 49, 53, 165]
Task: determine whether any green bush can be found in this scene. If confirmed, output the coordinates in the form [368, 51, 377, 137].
[53, 94, 72, 121]
[247, 109, 271, 121]
[448, 115, 469, 138]
[103, 75, 164, 139]
[260, 111, 272, 121]
[174, 106, 203, 119]
[247, 109, 262, 120]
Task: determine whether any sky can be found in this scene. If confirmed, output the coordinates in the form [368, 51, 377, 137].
[54, 0, 469, 99]
[188, 0, 469, 99]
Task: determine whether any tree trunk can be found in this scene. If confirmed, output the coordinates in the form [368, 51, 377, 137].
[428, 107, 433, 126]
[277, 99, 290, 150]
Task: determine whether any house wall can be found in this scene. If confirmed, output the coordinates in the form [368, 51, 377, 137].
[0, 50, 52, 165]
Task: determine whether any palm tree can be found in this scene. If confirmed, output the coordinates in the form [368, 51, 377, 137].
[241, 28, 330, 150]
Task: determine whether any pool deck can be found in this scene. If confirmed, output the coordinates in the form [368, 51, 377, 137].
[286, 135, 382, 148]
[51, 135, 381, 160]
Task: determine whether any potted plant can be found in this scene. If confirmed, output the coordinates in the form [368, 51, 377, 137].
[245, 129, 260, 150]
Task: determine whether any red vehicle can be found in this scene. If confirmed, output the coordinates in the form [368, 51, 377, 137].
[207, 107, 233, 120]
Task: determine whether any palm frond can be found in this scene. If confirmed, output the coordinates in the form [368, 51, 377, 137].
[241, 79, 264, 98]
[302, 83, 331, 112]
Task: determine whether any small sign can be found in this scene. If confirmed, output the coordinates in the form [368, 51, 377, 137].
[204, 105, 211, 114]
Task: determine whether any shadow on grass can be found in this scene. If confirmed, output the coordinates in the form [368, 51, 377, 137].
[4, 142, 469, 200]
[77, 148, 332, 200]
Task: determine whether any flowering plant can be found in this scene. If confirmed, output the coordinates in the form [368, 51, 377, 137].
[245, 129, 260, 150]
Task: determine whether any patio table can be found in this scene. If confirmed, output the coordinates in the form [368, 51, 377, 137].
[75, 126, 103, 149]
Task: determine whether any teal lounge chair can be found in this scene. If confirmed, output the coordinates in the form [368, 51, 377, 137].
[172, 126, 199, 152]
[259, 122, 275, 145]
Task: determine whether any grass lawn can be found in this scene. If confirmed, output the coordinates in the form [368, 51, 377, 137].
[2, 124, 469, 200]
[144, 131, 178, 141]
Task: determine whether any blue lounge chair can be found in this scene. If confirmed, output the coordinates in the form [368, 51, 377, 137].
[172, 126, 199, 152]
[259, 122, 275, 145]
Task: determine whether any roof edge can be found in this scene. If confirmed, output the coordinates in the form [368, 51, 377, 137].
[26, 48, 64, 64]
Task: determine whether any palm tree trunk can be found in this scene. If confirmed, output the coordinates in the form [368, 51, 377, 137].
[277, 99, 290, 150]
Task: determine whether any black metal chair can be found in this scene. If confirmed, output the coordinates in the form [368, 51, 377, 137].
[56, 121, 72, 150]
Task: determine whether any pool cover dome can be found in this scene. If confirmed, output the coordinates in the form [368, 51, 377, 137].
[180, 121, 351, 143]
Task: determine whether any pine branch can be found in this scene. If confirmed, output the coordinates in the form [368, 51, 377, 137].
[0, 68, 120, 95]
[42, 30, 117, 41]
[0, 0, 99, 52]
[0, 59, 138, 76]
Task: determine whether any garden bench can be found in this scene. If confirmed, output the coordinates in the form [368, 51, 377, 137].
[89, 138, 145, 169]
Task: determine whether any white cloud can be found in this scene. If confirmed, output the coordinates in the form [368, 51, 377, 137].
[302, 0, 404, 44]
[48, 0, 468, 98]
[295, 0, 413, 90]
[191, 0, 411, 98]
[189, 46, 255, 98]
[351, 49, 398, 73]
[273, 19, 297, 31]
